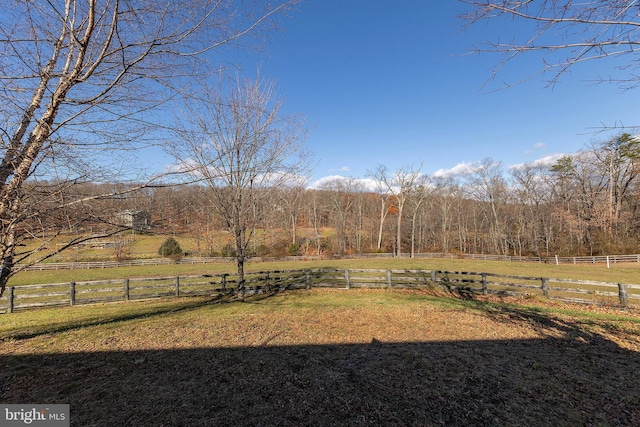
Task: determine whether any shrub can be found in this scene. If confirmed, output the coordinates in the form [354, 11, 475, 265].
[158, 237, 183, 257]
[220, 243, 236, 258]
[256, 244, 269, 256]
[249, 244, 269, 257]
[288, 243, 299, 256]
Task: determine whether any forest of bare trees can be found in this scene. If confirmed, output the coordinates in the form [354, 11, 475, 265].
[25, 133, 640, 259]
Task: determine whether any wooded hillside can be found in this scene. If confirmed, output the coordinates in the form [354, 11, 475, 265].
[22, 134, 640, 259]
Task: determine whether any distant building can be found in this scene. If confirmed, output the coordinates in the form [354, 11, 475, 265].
[116, 210, 151, 231]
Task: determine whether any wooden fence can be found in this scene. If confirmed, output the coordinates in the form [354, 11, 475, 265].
[17, 252, 640, 271]
[428, 253, 640, 265]
[2, 268, 639, 314]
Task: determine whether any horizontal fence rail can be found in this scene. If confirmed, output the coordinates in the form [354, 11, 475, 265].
[432, 253, 640, 265]
[16, 252, 640, 272]
[2, 269, 638, 314]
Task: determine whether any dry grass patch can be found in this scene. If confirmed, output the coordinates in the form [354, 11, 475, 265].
[1, 289, 639, 426]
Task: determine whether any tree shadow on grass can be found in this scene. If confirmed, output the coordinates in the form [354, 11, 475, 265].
[2, 288, 290, 343]
[0, 296, 230, 342]
[2, 334, 639, 426]
[444, 286, 639, 346]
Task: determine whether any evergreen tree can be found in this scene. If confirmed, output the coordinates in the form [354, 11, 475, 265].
[158, 237, 183, 257]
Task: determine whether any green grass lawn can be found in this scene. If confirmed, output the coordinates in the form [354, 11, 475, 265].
[1, 289, 639, 425]
[10, 256, 640, 287]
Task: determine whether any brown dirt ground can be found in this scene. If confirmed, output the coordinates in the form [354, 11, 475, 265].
[1, 289, 639, 426]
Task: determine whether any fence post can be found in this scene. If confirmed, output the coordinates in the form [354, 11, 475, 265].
[541, 278, 549, 298]
[70, 282, 76, 306]
[618, 283, 629, 306]
[265, 272, 270, 292]
[481, 273, 487, 295]
[124, 279, 130, 301]
[175, 276, 180, 297]
[221, 274, 227, 293]
[7, 286, 14, 314]
[345, 270, 350, 289]
[305, 270, 311, 290]
[386, 270, 392, 288]
[431, 270, 437, 286]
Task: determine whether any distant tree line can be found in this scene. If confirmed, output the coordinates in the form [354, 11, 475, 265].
[25, 133, 640, 259]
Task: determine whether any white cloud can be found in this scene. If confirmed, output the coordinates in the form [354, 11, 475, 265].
[308, 175, 345, 188]
[164, 158, 193, 173]
[357, 177, 381, 192]
[307, 175, 379, 192]
[259, 172, 309, 187]
[432, 161, 480, 178]
[509, 153, 567, 170]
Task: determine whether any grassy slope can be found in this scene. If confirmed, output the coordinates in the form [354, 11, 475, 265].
[1, 290, 639, 425]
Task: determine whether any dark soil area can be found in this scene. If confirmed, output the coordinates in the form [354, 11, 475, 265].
[1, 290, 639, 426]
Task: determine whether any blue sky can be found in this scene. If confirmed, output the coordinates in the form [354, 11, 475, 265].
[241, 1, 640, 187]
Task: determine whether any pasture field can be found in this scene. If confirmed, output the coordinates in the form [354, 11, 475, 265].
[19, 231, 293, 262]
[9, 256, 640, 287]
[1, 288, 639, 426]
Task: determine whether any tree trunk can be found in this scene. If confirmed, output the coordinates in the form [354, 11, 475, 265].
[236, 254, 246, 302]
[291, 213, 297, 244]
[235, 222, 246, 301]
[411, 210, 417, 258]
[396, 204, 403, 257]
[0, 228, 16, 296]
[377, 197, 386, 251]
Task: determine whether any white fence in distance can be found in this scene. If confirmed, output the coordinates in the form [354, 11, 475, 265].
[16, 252, 640, 271]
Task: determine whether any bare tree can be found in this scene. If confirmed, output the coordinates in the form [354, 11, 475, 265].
[170, 76, 308, 300]
[407, 175, 431, 258]
[0, 0, 299, 296]
[307, 189, 327, 256]
[461, 1, 640, 89]
[372, 178, 393, 252]
[320, 177, 360, 254]
[369, 163, 423, 257]
[592, 133, 640, 222]
[550, 151, 608, 254]
[545, 134, 640, 253]
[511, 163, 556, 257]
[464, 159, 508, 254]
[277, 179, 308, 246]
